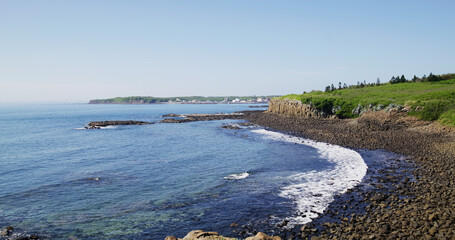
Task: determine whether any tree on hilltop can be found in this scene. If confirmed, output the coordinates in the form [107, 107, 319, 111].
[400, 75, 406, 83]
[325, 85, 331, 92]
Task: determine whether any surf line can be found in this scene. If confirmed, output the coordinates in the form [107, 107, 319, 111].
[252, 129, 368, 226]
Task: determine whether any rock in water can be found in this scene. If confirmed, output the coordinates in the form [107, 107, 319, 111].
[230, 222, 239, 227]
[85, 120, 151, 129]
[0, 226, 14, 236]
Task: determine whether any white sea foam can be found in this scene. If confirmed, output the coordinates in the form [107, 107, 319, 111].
[76, 125, 118, 130]
[224, 172, 250, 180]
[251, 129, 367, 226]
[99, 125, 118, 129]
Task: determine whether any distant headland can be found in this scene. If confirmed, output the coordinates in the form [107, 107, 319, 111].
[89, 96, 278, 104]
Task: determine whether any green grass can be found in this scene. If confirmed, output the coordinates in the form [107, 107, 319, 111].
[439, 108, 455, 126]
[280, 78, 455, 125]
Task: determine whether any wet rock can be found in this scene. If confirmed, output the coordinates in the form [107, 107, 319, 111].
[160, 118, 190, 123]
[86, 120, 151, 129]
[277, 220, 289, 228]
[0, 226, 13, 236]
[162, 114, 181, 117]
[370, 194, 386, 202]
[221, 124, 241, 130]
[160, 113, 247, 124]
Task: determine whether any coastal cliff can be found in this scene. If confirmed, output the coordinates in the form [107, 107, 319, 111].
[266, 99, 336, 119]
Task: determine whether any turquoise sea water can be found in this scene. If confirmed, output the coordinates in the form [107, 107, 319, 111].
[0, 104, 366, 239]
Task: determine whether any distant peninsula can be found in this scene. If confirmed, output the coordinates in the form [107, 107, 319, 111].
[89, 96, 277, 104]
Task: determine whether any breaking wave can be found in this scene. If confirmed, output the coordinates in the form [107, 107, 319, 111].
[224, 172, 250, 180]
[251, 129, 367, 226]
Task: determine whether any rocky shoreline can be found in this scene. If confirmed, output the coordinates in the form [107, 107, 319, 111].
[241, 110, 455, 239]
[166, 109, 455, 240]
[80, 109, 455, 239]
[3, 108, 454, 239]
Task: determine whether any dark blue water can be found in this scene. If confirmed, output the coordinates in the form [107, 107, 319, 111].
[0, 104, 356, 239]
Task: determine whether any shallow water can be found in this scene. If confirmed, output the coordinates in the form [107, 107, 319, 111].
[0, 104, 366, 239]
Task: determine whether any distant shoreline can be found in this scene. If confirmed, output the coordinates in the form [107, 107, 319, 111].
[88, 102, 268, 105]
[88, 96, 277, 105]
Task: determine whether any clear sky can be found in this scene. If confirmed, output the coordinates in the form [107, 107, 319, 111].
[1, 0, 454, 103]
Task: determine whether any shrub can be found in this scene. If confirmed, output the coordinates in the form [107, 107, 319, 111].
[409, 100, 454, 121]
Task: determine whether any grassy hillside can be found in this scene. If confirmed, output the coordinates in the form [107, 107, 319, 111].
[280, 77, 455, 125]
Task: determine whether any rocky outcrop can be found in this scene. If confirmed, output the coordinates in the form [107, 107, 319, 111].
[85, 120, 151, 129]
[165, 230, 280, 240]
[159, 113, 246, 123]
[266, 99, 335, 119]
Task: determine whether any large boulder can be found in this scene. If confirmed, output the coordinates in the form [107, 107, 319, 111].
[245, 232, 281, 240]
[165, 230, 280, 240]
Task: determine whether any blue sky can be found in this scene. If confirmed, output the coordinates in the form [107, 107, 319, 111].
[1, 0, 454, 102]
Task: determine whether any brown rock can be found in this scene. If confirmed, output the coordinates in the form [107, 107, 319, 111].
[429, 227, 438, 235]
[428, 213, 438, 221]
[245, 232, 281, 240]
[176, 230, 237, 240]
[380, 224, 391, 234]
[165, 236, 178, 240]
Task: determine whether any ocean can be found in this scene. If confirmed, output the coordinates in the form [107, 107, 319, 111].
[0, 104, 367, 239]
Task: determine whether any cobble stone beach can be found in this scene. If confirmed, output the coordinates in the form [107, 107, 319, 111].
[242, 110, 455, 239]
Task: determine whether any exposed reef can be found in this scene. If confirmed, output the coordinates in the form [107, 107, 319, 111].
[159, 113, 246, 123]
[85, 120, 151, 129]
[84, 113, 258, 129]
